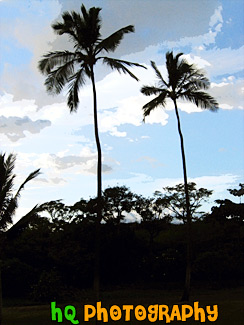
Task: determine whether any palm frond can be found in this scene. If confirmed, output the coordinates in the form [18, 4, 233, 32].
[142, 91, 168, 119]
[14, 169, 41, 201]
[141, 85, 166, 96]
[67, 68, 86, 112]
[52, 11, 79, 44]
[166, 51, 187, 89]
[0, 153, 16, 217]
[180, 90, 219, 111]
[0, 153, 40, 230]
[95, 25, 134, 54]
[177, 71, 210, 92]
[6, 204, 40, 237]
[44, 59, 77, 94]
[150, 61, 168, 87]
[84, 5, 102, 34]
[0, 197, 17, 229]
[82, 5, 102, 28]
[77, 5, 102, 49]
[0, 153, 16, 188]
[38, 51, 77, 75]
[102, 57, 145, 81]
[3, 169, 41, 223]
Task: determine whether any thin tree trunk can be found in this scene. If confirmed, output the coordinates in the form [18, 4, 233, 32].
[173, 99, 192, 301]
[0, 263, 2, 325]
[90, 67, 102, 301]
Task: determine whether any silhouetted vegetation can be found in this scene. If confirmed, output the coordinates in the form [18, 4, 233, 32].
[1, 184, 243, 305]
[0, 153, 40, 325]
[1, 6, 242, 324]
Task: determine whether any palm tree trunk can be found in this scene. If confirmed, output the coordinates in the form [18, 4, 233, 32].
[173, 99, 192, 301]
[90, 66, 102, 301]
[0, 263, 2, 325]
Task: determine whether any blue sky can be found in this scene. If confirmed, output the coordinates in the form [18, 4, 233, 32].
[0, 0, 243, 220]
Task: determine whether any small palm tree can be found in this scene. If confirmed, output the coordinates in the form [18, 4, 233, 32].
[0, 152, 40, 325]
[141, 51, 218, 301]
[38, 4, 144, 298]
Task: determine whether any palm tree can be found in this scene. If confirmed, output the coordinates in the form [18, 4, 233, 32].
[38, 4, 145, 298]
[0, 153, 40, 325]
[141, 51, 218, 301]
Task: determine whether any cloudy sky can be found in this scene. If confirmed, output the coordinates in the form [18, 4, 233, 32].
[0, 0, 243, 220]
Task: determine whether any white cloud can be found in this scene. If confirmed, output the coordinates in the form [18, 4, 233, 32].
[16, 149, 113, 182]
[183, 54, 211, 69]
[0, 115, 51, 141]
[209, 6, 223, 28]
[203, 46, 244, 78]
[210, 80, 244, 109]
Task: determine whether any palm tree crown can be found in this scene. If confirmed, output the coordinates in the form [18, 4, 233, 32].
[141, 51, 218, 117]
[0, 153, 40, 231]
[38, 4, 144, 112]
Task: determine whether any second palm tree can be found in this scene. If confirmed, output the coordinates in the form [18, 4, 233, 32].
[141, 51, 218, 301]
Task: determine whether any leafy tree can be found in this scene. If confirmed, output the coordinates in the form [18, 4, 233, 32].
[0, 153, 40, 325]
[103, 186, 136, 225]
[38, 4, 144, 298]
[39, 199, 88, 228]
[154, 182, 213, 224]
[141, 51, 218, 300]
[228, 183, 244, 203]
[210, 199, 244, 224]
[39, 200, 71, 222]
[209, 183, 244, 225]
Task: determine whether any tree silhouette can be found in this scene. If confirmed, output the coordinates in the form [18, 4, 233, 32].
[141, 51, 218, 301]
[103, 186, 136, 225]
[38, 4, 144, 299]
[228, 183, 244, 203]
[154, 182, 213, 224]
[0, 153, 40, 325]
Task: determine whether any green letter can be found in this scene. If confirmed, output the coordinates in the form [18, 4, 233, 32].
[51, 302, 62, 323]
[64, 305, 79, 324]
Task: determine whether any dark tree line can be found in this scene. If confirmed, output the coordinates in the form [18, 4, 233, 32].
[2, 183, 243, 303]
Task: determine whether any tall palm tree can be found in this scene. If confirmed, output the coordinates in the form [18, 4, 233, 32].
[141, 51, 218, 301]
[38, 4, 144, 298]
[0, 153, 40, 325]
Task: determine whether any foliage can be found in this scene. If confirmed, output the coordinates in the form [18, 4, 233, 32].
[154, 182, 213, 223]
[2, 182, 243, 302]
[141, 52, 218, 119]
[0, 153, 40, 231]
[210, 199, 244, 223]
[228, 183, 244, 203]
[38, 4, 145, 112]
[102, 186, 136, 224]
